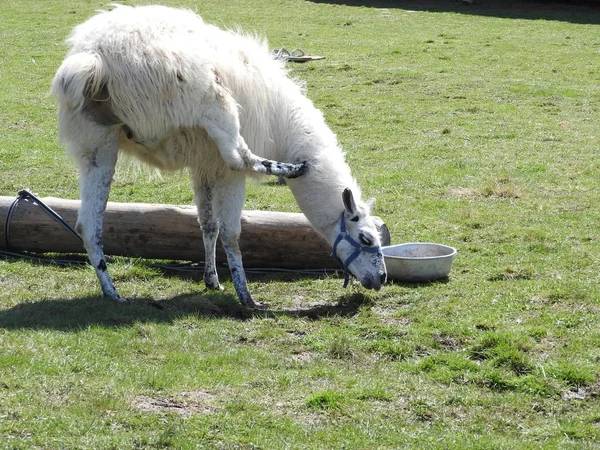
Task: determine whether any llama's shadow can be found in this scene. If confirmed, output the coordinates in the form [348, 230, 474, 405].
[0, 251, 368, 330]
[0, 290, 372, 331]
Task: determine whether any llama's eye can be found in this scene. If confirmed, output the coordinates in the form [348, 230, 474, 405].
[359, 233, 373, 246]
[350, 216, 360, 222]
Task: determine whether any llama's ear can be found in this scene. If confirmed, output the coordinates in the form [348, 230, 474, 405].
[366, 198, 376, 213]
[342, 188, 356, 215]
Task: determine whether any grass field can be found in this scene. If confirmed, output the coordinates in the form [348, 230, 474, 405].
[1, 0, 599, 448]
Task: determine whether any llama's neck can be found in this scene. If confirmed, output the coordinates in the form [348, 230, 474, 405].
[269, 79, 362, 245]
[286, 151, 359, 246]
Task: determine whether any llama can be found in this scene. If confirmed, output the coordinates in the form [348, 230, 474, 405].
[51, 5, 387, 307]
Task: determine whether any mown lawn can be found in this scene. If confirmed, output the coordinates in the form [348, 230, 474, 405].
[1, 0, 599, 448]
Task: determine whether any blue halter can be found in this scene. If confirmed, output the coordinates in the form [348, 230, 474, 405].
[331, 212, 383, 288]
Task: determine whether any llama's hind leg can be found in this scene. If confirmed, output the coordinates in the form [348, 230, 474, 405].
[193, 173, 255, 306]
[200, 105, 308, 179]
[193, 180, 223, 291]
[72, 127, 124, 301]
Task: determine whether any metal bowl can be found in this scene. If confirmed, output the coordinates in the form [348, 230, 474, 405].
[382, 243, 457, 282]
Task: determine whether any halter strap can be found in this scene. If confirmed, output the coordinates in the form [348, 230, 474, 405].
[331, 212, 383, 288]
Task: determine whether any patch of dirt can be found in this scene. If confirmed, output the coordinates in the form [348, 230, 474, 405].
[448, 183, 521, 200]
[562, 387, 588, 401]
[488, 267, 537, 282]
[563, 383, 600, 402]
[133, 390, 216, 416]
[558, 120, 572, 129]
[434, 333, 464, 351]
[288, 351, 316, 363]
[372, 304, 412, 327]
[448, 187, 476, 199]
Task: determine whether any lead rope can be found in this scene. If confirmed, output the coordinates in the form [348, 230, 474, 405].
[4, 189, 82, 251]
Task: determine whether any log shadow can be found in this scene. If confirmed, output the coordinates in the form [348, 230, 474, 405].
[152, 262, 333, 284]
[0, 291, 372, 331]
[0, 251, 334, 284]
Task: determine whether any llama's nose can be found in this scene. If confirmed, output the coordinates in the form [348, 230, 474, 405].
[380, 272, 387, 285]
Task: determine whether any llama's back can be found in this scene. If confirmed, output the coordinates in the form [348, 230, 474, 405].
[54, 5, 288, 154]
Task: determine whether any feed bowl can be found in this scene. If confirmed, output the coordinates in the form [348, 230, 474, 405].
[382, 243, 457, 282]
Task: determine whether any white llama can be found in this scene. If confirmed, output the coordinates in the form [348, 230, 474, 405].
[51, 5, 387, 307]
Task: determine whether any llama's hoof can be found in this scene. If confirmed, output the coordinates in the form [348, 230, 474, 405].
[205, 282, 225, 291]
[238, 294, 257, 308]
[104, 293, 128, 303]
[244, 301, 265, 310]
[204, 274, 224, 291]
[250, 301, 268, 310]
[285, 161, 309, 179]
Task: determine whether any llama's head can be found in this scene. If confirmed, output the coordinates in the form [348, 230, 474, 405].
[331, 188, 387, 290]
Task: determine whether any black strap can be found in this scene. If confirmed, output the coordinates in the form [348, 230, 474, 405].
[4, 189, 82, 251]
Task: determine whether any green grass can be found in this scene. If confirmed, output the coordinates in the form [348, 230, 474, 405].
[1, 0, 600, 448]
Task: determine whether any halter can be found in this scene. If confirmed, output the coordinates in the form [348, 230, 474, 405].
[331, 212, 383, 288]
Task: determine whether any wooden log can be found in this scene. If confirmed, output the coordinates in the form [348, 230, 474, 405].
[0, 196, 390, 269]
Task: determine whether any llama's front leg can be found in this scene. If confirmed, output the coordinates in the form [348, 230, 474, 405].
[200, 110, 308, 179]
[193, 180, 223, 291]
[237, 138, 309, 179]
[74, 131, 123, 301]
[216, 132, 308, 179]
[215, 174, 256, 307]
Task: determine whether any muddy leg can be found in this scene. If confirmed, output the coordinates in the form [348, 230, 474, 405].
[73, 127, 123, 301]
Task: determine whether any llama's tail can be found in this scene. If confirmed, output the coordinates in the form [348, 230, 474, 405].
[51, 52, 106, 111]
[51, 52, 110, 147]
